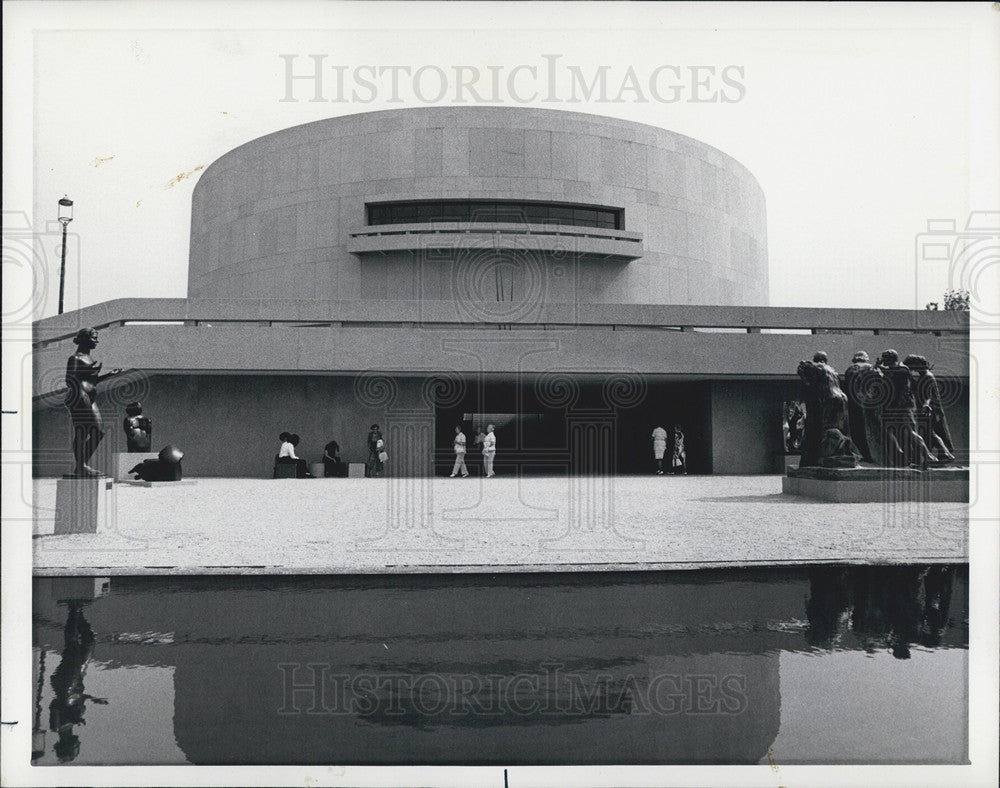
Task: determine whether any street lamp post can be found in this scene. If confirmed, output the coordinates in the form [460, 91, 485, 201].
[57, 197, 74, 315]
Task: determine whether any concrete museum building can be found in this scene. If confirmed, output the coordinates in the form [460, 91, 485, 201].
[32, 107, 969, 478]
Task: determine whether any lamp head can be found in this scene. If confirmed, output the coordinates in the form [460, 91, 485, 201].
[58, 197, 74, 224]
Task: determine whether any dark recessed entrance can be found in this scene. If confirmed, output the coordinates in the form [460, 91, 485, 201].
[432, 376, 711, 477]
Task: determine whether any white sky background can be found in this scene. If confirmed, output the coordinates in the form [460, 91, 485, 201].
[5, 2, 999, 315]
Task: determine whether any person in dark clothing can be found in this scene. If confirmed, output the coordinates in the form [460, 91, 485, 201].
[323, 440, 348, 477]
[365, 425, 385, 478]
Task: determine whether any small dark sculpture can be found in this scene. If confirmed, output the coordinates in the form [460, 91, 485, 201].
[64, 328, 122, 477]
[129, 445, 184, 482]
[122, 402, 152, 453]
[796, 358, 859, 467]
[782, 400, 805, 452]
[873, 349, 937, 469]
[843, 351, 876, 462]
[904, 354, 955, 463]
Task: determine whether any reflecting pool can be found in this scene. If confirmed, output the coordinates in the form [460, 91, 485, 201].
[31, 565, 967, 766]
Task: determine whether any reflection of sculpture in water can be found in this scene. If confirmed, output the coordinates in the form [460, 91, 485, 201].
[804, 566, 851, 648]
[873, 349, 937, 469]
[796, 356, 860, 467]
[806, 565, 958, 658]
[31, 649, 47, 762]
[920, 565, 956, 647]
[123, 401, 152, 452]
[904, 355, 956, 464]
[64, 328, 122, 477]
[48, 603, 107, 762]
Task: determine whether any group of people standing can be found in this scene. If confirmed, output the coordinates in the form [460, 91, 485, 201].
[651, 424, 687, 475]
[449, 424, 496, 478]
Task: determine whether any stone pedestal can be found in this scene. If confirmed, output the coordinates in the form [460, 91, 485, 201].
[776, 454, 801, 473]
[55, 476, 116, 534]
[116, 452, 158, 481]
[782, 465, 969, 503]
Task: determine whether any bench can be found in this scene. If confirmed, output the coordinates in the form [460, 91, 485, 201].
[273, 463, 297, 479]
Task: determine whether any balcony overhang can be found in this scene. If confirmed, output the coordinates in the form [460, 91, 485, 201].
[347, 222, 644, 263]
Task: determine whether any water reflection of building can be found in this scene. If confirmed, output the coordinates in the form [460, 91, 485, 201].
[31, 568, 968, 765]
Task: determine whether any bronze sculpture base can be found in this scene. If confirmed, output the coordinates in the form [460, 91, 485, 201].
[783, 465, 969, 502]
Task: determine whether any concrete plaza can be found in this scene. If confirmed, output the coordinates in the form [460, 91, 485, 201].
[31, 475, 967, 575]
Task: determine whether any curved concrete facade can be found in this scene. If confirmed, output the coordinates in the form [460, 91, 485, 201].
[188, 107, 768, 306]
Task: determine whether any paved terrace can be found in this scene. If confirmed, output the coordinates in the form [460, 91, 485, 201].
[32, 476, 967, 575]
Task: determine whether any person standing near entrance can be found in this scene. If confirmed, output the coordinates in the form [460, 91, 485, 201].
[651, 425, 668, 475]
[365, 424, 385, 478]
[671, 425, 687, 475]
[450, 425, 470, 478]
[482, 424, 497, 477]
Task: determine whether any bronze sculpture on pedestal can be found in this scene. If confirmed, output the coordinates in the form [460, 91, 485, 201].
[796, 357, 860, 468]
[904, 354, 955, 464]
[64, 328, 122, 477]
[873, 349, 937, 469]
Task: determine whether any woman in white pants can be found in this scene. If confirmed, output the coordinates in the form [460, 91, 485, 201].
[482, 424, 497, 477]
[450, 425, 470, 477]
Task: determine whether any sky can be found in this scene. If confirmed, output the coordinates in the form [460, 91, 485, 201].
[4, 3, 999, 316]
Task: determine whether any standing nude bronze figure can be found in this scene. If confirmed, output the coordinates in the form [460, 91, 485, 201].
[64, 328, 122, 477]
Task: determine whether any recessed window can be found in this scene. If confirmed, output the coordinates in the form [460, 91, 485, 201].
[366, 200, 623, 230]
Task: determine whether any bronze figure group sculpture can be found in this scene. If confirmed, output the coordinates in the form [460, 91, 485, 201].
[797, 348, 956, 469]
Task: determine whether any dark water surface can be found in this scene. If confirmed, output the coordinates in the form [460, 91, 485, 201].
[31, 565, 968, 766]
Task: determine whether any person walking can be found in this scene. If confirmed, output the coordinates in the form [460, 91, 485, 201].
[671, 425, 687, 475]
[450, 425, 470, 477]
[482, 424, 497, 478]
[651, 425, 668, 475]
[365, 424, 386, 478]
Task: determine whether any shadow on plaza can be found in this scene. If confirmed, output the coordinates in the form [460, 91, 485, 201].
[696, 492, 816, 504]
